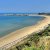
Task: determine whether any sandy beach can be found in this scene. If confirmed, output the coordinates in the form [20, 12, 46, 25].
[0, 15, 50, 50]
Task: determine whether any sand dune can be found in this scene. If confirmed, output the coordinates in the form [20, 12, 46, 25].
[0, 15, 50, 50]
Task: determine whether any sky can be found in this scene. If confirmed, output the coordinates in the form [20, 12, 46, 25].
[0, 0, 50, 13]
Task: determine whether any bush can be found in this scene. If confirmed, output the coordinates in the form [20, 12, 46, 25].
[30, 34, 40, 44]
[22, 47, 37, 50]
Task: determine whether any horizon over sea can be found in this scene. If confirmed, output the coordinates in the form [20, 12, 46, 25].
[0, 16, 44, 37]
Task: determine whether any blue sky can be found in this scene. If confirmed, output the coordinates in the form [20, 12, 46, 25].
[0, 0, 50, 13]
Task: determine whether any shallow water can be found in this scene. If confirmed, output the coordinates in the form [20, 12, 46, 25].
[0, 16, 44, 37]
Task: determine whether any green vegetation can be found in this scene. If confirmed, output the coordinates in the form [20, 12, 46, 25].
[7, 25, 50, 50]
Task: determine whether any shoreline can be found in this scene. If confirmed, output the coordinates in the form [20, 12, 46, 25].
[0, 15, 44, 38]
[0, 15, 50, 50]
[0, 15, 44, 39]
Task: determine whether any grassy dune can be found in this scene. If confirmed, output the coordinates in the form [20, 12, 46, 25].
[7, 25, 50, 50]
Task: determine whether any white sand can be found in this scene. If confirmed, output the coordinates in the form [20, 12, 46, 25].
[0, 15, 50, 50]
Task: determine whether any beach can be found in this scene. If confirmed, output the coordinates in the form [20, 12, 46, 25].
[0, 15, 50, 50]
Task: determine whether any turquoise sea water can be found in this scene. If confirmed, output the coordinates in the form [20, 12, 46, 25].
[0, 16, 44, 37]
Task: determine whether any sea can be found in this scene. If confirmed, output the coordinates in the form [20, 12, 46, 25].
[0, 16, 44, 37]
